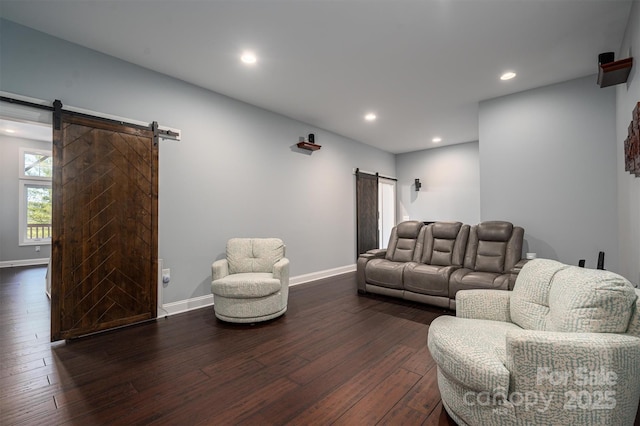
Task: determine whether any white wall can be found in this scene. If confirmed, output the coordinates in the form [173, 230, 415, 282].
[0, 19, 395, 303]
[616, 1, 640, 286]
[395, 142, 481, 225]
[479, 76, 619, 271]
[0, 135, 53, 263]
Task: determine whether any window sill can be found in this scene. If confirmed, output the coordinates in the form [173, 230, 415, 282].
[19, 240, 52, 247]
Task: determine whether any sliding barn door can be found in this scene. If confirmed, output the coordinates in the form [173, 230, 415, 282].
[356, 171, 378, 256]
[51, 112, 158, 341]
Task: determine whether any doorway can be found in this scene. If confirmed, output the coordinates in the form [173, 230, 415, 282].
[355, 170, 397, 256]
[0, 101, 53, 269]
[378, 178, 396, 249]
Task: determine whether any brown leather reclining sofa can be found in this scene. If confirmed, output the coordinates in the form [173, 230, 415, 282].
[356, 220, 527, 310]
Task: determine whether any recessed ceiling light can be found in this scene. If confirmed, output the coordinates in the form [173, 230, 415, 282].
[241, 51, 257, 64]
[500, 71, 517, 81]
[432, 137, 442, 143]
[4, 129, 16, 133]
[364, 113, 377, 122]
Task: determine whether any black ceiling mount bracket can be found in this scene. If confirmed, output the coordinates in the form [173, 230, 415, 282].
[53, 99, 63, 130]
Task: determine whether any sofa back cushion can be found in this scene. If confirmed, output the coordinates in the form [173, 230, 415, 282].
[511, 259, 638, 333]
[463, 221, 524, 273]
[415, 222, 469, 266]
[385, 221, 423, 262]
[227, 238, 284, 274]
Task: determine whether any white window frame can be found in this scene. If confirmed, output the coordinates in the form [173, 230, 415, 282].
[18, 147, 53, 246]
[19, 147, 52, 180]
[19, 180, 53, 246]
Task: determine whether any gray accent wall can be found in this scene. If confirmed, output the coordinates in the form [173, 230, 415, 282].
[479, 76, 619, 271]
[616, 0, 640, 286]
[0, 20, 395, 303]
[395, 141, 481, 225]
[0, 135, 53, 262]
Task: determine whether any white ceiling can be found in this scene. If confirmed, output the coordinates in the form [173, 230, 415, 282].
[0, 0, 633, 153]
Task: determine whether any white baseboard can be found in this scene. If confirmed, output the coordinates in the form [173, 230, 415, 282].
[159, 294, 214, 317]
[158, 264, 356, 317]
[0, 258, 49, 268]
[289, 264, 356, 286]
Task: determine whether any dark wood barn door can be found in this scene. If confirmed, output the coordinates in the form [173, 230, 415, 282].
[356, 170, 379, 256]
[51, 112, 158, 341]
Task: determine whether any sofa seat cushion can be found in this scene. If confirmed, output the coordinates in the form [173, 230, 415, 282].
[449, 268, 509, 299]
[428, 316, 521, 393]
[365, 259, 405, 289]
[404, 262, 456, 296]
[212, 273, 281, 298]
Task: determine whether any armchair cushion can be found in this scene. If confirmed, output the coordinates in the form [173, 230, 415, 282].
[548, 266, 637, 333]
[428, 316, 522, 393]
[227, 238, 284, 274]
[455, 289, 512, 322]
[511, 259, 638, 333]
[510, 258, 568, 330]
[627, 289, 640, 336]
[211, 273, 281, 298]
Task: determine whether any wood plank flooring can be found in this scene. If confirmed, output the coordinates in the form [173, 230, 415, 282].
[1, 266, 458, 425]
[8, 266, 638, 425]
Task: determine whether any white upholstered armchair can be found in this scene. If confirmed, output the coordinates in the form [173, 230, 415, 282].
[211, 238, 289, 323]
[428, 259, 640, 425]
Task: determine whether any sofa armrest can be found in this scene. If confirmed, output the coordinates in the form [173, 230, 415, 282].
[273, 257, 290, 286]
[356, 249, 387, 293]
[360, 248, 387, 259]
[508, 258, 529, 290]
[456, 289, 512, 322]
[506, 330, 640, 424]
[212, 259, 229, 281]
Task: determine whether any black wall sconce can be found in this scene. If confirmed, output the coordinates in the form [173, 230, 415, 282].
[415, 178, 422, 191]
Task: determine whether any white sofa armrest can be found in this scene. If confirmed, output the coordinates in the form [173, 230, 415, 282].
[456, 289, 512, 322]
[212, 259, 229, 281]
[273, 257, 290, 286]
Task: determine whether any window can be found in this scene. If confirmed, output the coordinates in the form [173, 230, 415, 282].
[20, 148, 52, 180]
[19, 149, 52, 245]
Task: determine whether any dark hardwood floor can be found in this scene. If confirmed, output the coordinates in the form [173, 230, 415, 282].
[1, 266, 457, 425]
